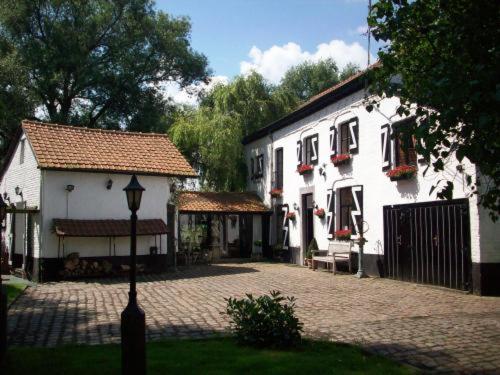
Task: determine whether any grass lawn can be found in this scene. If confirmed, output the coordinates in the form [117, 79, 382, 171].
[5, 283, 26, 304]
[4, 338, 415, 375]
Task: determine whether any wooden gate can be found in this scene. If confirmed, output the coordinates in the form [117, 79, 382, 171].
[383, 199, 471, 290]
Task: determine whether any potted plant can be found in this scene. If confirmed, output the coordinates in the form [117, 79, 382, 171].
[335, 229, 352, 241]
[314, 208, 325, 219]
[270, 188, 283, 198]
[286, 211, 296, 222]
[386, 165, 417, 181]
[330, 153, 351, 167]
[305, 238, 318, 268]
[297, 164, 314, 175]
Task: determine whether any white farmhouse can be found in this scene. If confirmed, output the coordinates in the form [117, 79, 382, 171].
[243, 70, 499, 296]
[0, 120, 196, 281]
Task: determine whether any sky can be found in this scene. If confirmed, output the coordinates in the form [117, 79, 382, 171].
[155, 0, 379, 104]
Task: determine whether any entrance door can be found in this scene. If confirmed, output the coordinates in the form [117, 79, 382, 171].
[302, 193, 314, 252]
[383, 199, 471, 290]
[166, 204, 176, 267]
[239, 215, 253, 258]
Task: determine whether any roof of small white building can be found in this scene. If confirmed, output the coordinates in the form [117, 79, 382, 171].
[1, 120, 197, 178]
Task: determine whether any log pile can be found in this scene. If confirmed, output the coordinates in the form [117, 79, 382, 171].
[59, 252, 144, 279]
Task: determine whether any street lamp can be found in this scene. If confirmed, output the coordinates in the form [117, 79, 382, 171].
[355, 221, 369, 279]
[121, 175, 146, 375]
[0, 195, 7, 361]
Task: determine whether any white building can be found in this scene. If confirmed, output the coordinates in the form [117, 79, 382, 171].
[0, 120, 196, 281]
[243, 70, 499, 296]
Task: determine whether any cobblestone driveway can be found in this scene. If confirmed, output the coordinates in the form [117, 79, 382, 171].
[8, 262, 500, 373]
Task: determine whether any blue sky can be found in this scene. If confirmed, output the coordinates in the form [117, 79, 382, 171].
[155, 0, 378, 103]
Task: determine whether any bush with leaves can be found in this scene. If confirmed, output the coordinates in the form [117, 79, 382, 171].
[225, 290, 303, 348]
[306, 238, 319, 259]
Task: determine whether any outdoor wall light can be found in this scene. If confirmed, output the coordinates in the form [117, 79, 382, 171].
[106, 179, 113, 190]
[65, 184, 75, 192]
[293, 202, 299, 211]
[14, 186, 22, 196]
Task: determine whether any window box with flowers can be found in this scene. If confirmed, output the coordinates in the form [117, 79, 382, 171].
[386, 165, 417, 181]
[335, 229, 352, 241]
[330, 153, 351, 167]
[286, 212, 296, 222]
[270, 188, 283, 198]
[313, 208, 325, 219]
[297, 164, 314, 176]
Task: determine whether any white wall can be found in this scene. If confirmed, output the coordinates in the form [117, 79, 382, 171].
[41, 171, 171, 258]
[0, 133, 41, 258]
[245, 90, 494, 264]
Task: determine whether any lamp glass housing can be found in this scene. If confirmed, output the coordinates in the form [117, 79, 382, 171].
[124, 175, 145, 211]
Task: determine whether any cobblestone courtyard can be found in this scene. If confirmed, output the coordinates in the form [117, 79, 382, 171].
[8, 262, 500, 373]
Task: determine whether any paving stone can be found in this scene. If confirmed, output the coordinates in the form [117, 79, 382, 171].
[6, 262, 500, 373]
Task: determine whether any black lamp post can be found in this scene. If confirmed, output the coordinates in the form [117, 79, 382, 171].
[0, 195, 7, 362]
[121, 175, 146, 375]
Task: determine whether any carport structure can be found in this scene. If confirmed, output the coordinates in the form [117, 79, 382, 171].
[177, 191, 272, 262]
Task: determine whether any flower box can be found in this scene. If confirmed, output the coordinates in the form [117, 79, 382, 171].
[286, 212, 296, 221]
[314, 208, 325, 218]
[335, 229, 352, 241]
[297, 164, 314, 175]
[330, 153, 351, 167]
[386, 165, 417, 181]
[270, 188, 283, 198]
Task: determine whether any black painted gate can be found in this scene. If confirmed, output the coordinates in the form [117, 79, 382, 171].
[383, 199, 471, 290]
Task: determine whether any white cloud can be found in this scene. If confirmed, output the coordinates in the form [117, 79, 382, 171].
[161, 75, 229, 106]
[240, 39, 375, 84]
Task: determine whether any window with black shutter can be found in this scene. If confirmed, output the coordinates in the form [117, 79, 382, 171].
[338, 117, 359, 154]
[256, 154, 264, 178]
[339, 122, 351, 154]
[338, 186, 363, 235]
[381, 124, 391, 171]
[304, 134, 318, 165]
[250, 158, 255, 179]
[296, 140, 302, 166]
[275, 148, 283, 189]
[329, 126, 337, 156]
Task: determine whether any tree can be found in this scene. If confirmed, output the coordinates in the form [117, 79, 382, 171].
[0, 0, 209, 146]
[367, 0, 500, 219]
[170, 72, 293, 191]
[279, 58, 359, 103]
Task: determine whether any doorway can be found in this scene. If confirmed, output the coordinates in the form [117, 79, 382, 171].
[239, 215, 253, 258]
[302, 193, 314, 254]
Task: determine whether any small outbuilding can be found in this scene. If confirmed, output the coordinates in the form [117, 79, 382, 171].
[0, 120, 196, 281]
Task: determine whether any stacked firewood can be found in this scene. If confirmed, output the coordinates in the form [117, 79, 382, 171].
[60, 252, 113, 278]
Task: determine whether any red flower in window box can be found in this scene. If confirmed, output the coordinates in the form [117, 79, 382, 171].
[297, 164, 314, 175]
[314, 208, 325, 218]
[386, 165, 417, 181]
[270, 188, 283, 198]
[335, 229, 352, 241]
[330, 153, 351, 166]
[286, 212, 296, 221]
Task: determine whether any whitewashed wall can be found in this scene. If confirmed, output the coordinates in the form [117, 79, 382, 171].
[41, 171, 171, 258]
[0, 133, 41, 258]
[245, 90, 497, 265]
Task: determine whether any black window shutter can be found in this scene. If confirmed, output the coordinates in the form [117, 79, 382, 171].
[250, 158, 255, 179]
[296, 140, 302, 166]
[258, 154, 264, 177]
[349, 118, 359, 154]
[282, 204, 290, 249]
[327, 189, 335, 239]
[311, 134, 319, 165]
[381, 124, 391, 171]
[329, 126, 337, 156]
[350, 186, 363, 235]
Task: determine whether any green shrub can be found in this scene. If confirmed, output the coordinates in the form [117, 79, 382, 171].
[225, 290, 303, 348]
[306, 238, 318, 259]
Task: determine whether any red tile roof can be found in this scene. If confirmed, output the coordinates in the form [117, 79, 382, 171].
[53, 219, 169, 237]
[22, 120, 196, 177]
[178, 191, 270, 213]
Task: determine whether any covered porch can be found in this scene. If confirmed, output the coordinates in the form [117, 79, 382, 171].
[177, 192, 272, 264]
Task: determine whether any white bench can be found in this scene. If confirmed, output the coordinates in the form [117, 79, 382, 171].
[312, 241, 353, 274]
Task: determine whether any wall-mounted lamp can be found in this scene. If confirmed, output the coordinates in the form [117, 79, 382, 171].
[66, 184, 75, 192]
[318, 163, 327, 177]
[106, 179, 113, 190]
[2, 192, 9, 203]
[293, 202, 299, 211]
[14, 186, 22, 196]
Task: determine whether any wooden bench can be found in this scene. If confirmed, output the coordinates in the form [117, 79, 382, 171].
[312, 241, 353, 274]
